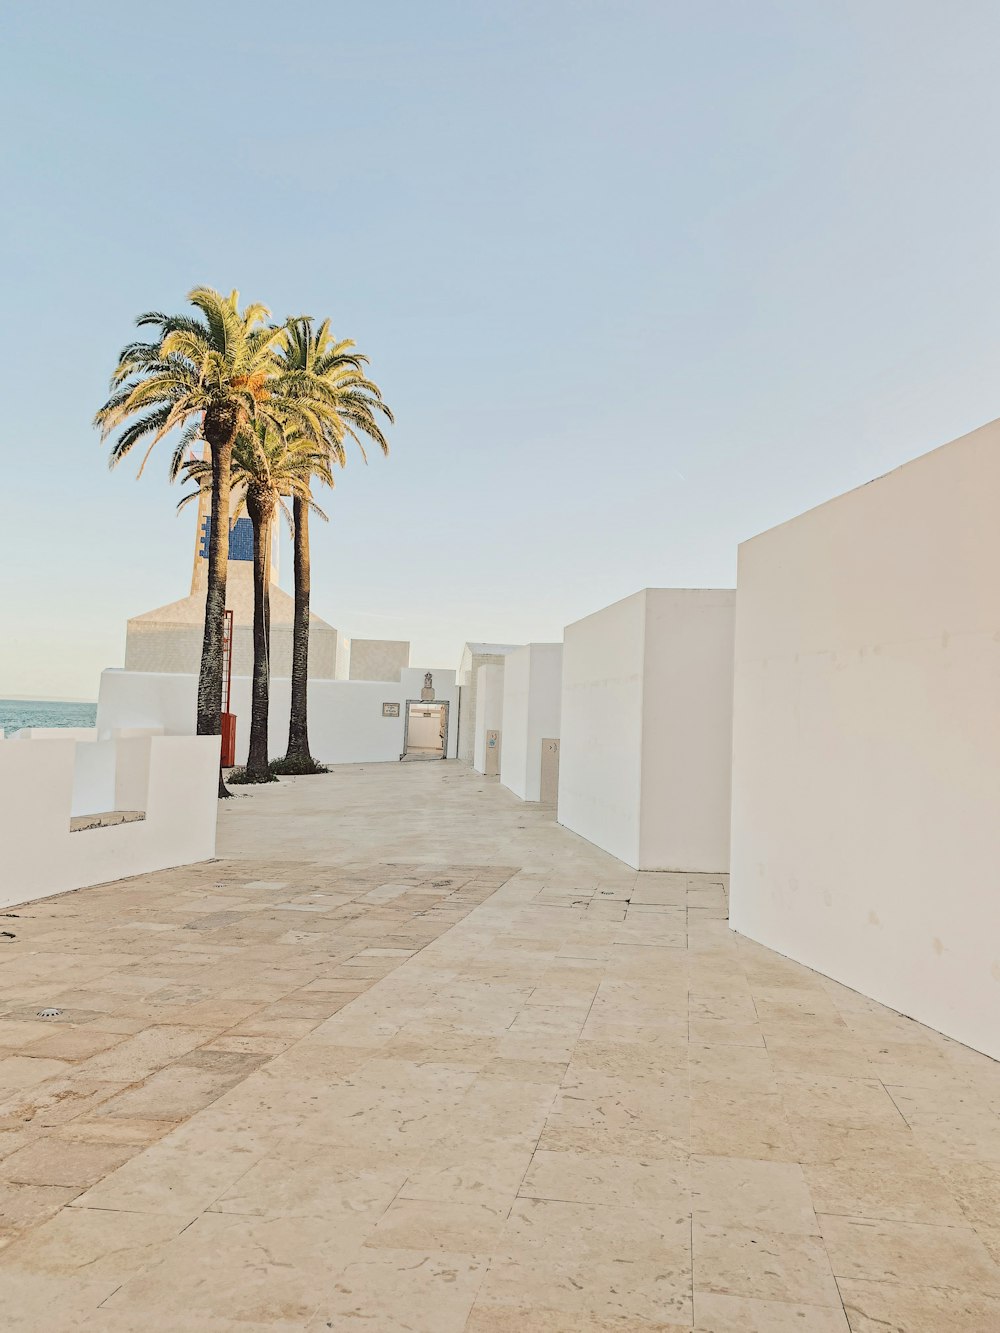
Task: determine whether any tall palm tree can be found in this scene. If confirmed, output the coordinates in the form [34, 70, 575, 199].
[95, 290, 286, 754]
[95, 289, 352, 793]
[180, 423, 331, 782]
[277, 318, 394, 768]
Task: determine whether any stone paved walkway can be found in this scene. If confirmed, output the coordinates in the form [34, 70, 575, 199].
[0, 762, 998, 1330]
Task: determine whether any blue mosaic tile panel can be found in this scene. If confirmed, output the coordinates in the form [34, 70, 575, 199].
[199, 516, 255, 561]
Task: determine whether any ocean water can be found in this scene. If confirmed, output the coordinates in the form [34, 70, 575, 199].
[0, 699, 98, 735]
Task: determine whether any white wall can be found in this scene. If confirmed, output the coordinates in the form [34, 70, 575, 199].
[0, 735, 219, 909]
[639, 591, 736, 870]
[730, 420, 1000, 1060]
[558, 589, 735, 871]
[500, 643, 563, 801]
[457, 646, 520, 764]
[558, 592, 646, 866]
[97, 669, 460, 766]
[472, 664, 505, 774]
[406, 706, 444, 750]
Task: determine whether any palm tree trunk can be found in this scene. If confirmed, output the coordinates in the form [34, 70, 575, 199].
[246, 489, 273, 781]
[197, 411, 238, 798]
[285, 494, 312, 762]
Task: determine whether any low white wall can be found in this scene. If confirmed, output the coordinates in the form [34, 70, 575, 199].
[500, 643, 563, 801]
[0, 735, 219, 908]
[96, 670, 460, 766]
[558, 589, 735, 871]
[472, 664, 505, 774]
[730, 419, 1000, 1059]
[11, 727, 98, 742]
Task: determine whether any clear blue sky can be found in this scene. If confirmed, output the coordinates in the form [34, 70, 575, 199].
[2, 1, 999, 698]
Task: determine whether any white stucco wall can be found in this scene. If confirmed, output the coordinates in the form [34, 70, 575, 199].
[96, 670, 460, 766]
[730, 419, 1000, 1059]
[0, 735, 219, 908]
[558, 593, 646, 866]
[558, 589, 735, 871]
[472, 664, 505, 774]
[500, 643, 563, 801]
[456, 645, 520, 764]
[639, 591, 736, 871]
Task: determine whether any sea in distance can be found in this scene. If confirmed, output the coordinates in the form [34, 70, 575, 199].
[0, 699, 98, 735]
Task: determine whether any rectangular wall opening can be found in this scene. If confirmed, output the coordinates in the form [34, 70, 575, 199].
[402, 701, 449, 761]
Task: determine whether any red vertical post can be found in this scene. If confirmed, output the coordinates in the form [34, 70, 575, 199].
[220, 609, 236, 766]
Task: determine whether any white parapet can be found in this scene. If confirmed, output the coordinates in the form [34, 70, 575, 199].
[558, 588, 736, 871]
[96, 668, 460, 765]
[0, 733, 220, 909]
[500, 643, 563, 802]
[730, 419, 1000, 1060]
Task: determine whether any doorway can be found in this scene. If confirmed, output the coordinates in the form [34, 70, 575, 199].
[402, 700, 449, 761]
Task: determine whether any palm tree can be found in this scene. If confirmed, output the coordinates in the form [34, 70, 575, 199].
[277, 318, 394, 768]
[95, 290, 286, 758]
[95, 289, 353, 793]
[180, 423, 331, 782]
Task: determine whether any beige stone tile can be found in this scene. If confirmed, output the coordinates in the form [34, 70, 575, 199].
[804, 1156, 966, 1225]
[0, 1139, 137, 1189]
[476, 1256, 693, 1328]
[98, 1212, 346, 1326]
[68, 1122, 270, 1219]
[690, 1092, 794, 1162]
[0, 1020, 67, 1050]
[469, 1306, 688, 1327]
[88, 1064, 241, 1122]
[0, 1205, 185, 1281]
[932, 1159, 1000, 1226]
[0, 1270, 113, 1331]
[693, 1291, 849, 1332]
[907, 1109, 1000, 1163]
[366, 1197, 507, 1252]
[53, 1117, 176, 1147]
[778, 1074, 909, 1129]
[538, 1114, 689, 1159]
[788, 1119, 919, 1166]
[0, 1056, 72, 1095]
[571, 1033, 687, 1074]
[0, 1074, 125, 1131]
[693, 1225, 842, 1305]
[689, 1018, 764, 1047]
[76, 1025, 217, 1082]
[467, 1307, 691, 1332]
[520, 1149, 689, 1210]
[500, 1196, 690, 1264]
[819, 1214, 1000, 1294]
[309, 1246, 488, 1332]
[692, 1156, 818, 1234]
[0, 1181, 81, 1237]
[211, 1141, 406, 1225]
[399, 1142, 534, 1209]
[20, 1029, 125, 1062]
[838, 1277, 1000, 1332]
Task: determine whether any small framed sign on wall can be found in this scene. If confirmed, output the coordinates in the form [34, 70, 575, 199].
[382, 702, 400, 718]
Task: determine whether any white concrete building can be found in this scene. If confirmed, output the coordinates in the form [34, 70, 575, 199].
[472, 663, 505, 775]
[730, 418, 1000, 1060]
[0, 732, 219, 908]
[499, 643, 563, 802]
[125, 489, 339, 681]
[558, 589, 736, 871]
[456, 643, 521, 765]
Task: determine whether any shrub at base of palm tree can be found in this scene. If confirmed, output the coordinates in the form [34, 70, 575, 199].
[226, 765, 279, 785]
[268, 756, 329, 776]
